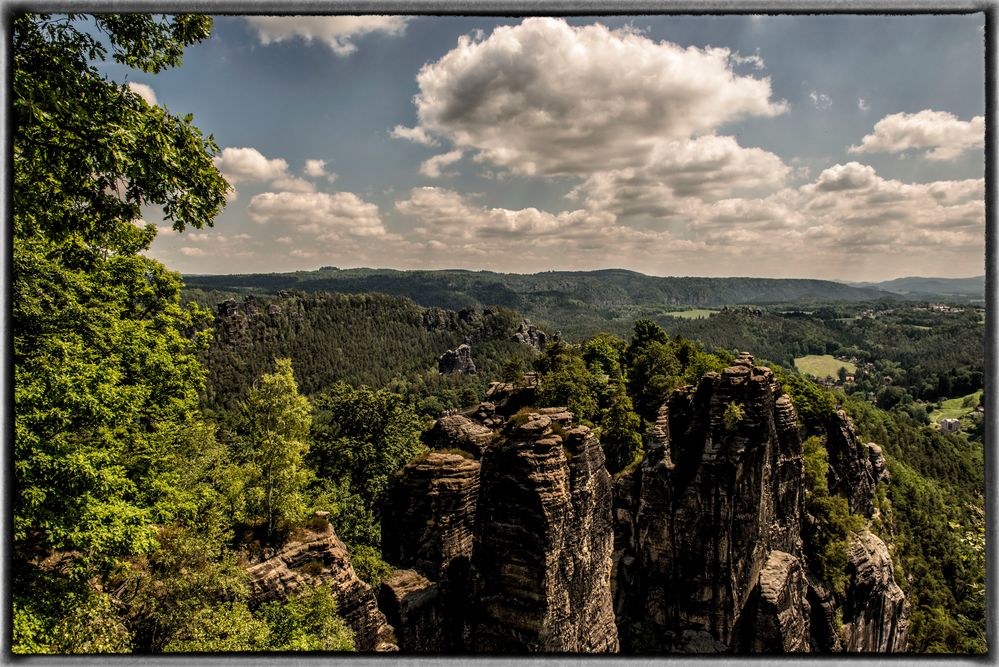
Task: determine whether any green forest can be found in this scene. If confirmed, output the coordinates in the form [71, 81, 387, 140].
[11, 13, 986, 655]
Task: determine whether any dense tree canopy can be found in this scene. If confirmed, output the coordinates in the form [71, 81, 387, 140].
[12, 12, 229, 653]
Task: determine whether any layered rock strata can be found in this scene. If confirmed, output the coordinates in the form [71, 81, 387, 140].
[467, 415, 619, 652]
[840, 531, 910, 652]
[246, 525, 397, 651]
[382, 452, 480, 581]
[378, 570, 447, 652]
[825, 410, 877, 517]
[613, 357, 805, 651]
[422, 415, 494, 457]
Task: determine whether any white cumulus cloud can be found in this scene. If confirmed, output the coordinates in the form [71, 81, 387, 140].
[848, 109, 984, 161]
[128, 82, 157, 105]
[247, 191, 386, 238]
[401, 17, 787, 176]
[214, 147, 289, 184]
[573, 135, 791, 218]
[303, 158, 337, 182]
[245, 16, 409, 55]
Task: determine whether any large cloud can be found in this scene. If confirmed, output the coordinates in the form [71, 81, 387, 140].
[696, 163, 984, 255]
[396, 187, 614, 240]
[574, 135, 791, 217]
[247, 191, 385, 238]
[214, 147, 290, 183]
[396, 18, 787, 176]
[245, 16, 409, 55]
[849, 109, 984, 161]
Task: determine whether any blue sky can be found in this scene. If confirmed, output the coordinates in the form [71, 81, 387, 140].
[112, 14, 985, 280]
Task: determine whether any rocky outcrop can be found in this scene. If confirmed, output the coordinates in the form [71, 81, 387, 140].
[865, 442, 889, 485]
[378, 570, 447, 652]
[510, 319, 549, 352]
[439, 343, 476, 375]
[482, 374, 539, 416]
[375, 354, 909, 655]
[382, 453, 480, 581]
[468, 415, 619, 652]
[613, 355, 806, 652]
[246, 524, 397, 651]
[840, 531, 910, 652]
[737, 551, 811, 653]
[423, 415, 494, 457]
[825, 410, 877, 518]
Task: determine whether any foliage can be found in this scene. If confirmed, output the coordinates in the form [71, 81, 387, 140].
[801, 436, 865, 595]
[254, 584, 355, 651]
[347, 545, 395, 590]
[12, 12, 226, 654]
[309, 383, 426, 514]
[722, 402, 745, 432]
[536, 345, 603, 423]
[241, 359, 313, 541]
[599, 382, 644, 473]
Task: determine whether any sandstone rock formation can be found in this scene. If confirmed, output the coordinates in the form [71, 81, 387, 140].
[246, 524, 397, 651]
[378, 353, 909, 654]
[382, 409, 618, 653]
[467, 415, 619, 652]
[422, 415, 494, 457]
[613, 357, 806, 652]
[382, 452, 480, 580]
[438, 343, 476, 375]
[840, 531, 910, 652]
[736, 551, 811, 653]
[510, 319, 548, 352]
[378, 570, 447, 652]
[825, 410, 877, 517]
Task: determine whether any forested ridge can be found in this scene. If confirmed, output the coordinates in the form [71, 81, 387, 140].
[11, 12, 985, 655]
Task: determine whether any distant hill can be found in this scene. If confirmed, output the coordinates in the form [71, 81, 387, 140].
[183, 268, 895, 339]
[848, 275, 984, 298]
[185, 267, 891, 308]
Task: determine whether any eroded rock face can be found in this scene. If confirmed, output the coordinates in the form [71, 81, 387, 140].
[468, 416, 619, 652]
[613, 358, 806, 651]
[382, 453, 480, 581]
[825, 410, 877, 518]
[378, 570, 447, 652]
[840, 531, 910, 652]
[246, 525, 397, 651]
[511, 319, 548, 352]
[737, 551, 811, 653]
[439, 343, 476, 375]
[422, 415, 494, 457]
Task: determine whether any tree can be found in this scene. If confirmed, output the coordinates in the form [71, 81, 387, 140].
[308, 383, 426, 514]
[599, 382, 643, 473]
[243, 359, 312, 542]
[12, 13, 227, 653]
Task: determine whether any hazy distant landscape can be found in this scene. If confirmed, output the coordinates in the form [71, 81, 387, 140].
[12, 11, 985, 658]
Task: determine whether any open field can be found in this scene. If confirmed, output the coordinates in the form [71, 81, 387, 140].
[930, 390, 983, 424]
[666, 309, 719, 320]
[794, 354, 857, 378]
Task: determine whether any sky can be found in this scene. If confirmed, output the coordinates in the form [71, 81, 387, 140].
[109, 14, 986, 281]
